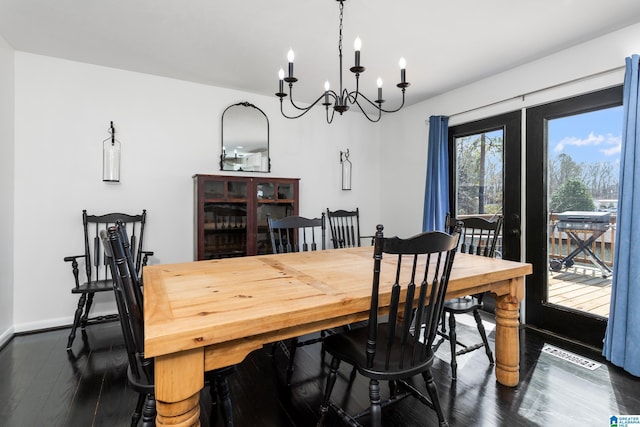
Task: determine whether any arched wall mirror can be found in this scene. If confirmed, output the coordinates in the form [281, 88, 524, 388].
[220, 101, 270, 172]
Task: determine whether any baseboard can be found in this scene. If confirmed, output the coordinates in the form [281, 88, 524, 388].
[0, 325, 15, 350]
[12, 316, 71, 334]
[13, 310, 118, 335]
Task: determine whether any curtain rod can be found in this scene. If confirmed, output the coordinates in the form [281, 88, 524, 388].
[446, 65, 625, 120]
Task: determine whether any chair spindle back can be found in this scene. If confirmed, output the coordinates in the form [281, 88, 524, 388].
[267, 213, 326, 254]
[82, 210, 148, 284]
[446, 215, 503, 258]
[326, 208, 363, 248]
[367, 223, 462, 370]
[101, 224, 151, 383]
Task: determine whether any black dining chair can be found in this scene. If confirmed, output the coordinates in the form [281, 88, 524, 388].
[101, 223, 235, 427]
[439, 214, 503, 380]
[64, 210, 154, 350]
[326, 208, 374, 248]
[317, 223, 462, 427]
[267, 213, 328, 385]
[267, 213, 326, 254]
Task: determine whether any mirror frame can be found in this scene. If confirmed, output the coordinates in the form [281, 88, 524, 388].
[220, 101, 271, 172]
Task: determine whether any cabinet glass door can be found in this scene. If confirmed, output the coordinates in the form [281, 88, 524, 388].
[201, 179, 249, 259]
[203, 203, 247, 259]
[256, 182, 296, 254]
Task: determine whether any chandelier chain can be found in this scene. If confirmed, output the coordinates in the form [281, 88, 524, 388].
[338, 1, 344, 59]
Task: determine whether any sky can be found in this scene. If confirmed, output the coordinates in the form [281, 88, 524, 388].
[548, 105, 623, 165]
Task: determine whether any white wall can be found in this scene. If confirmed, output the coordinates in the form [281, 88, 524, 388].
[379, 22, 640, 240]
[11, 21, 640, 332]
[0, 35, 15, 346]
[12, 53, 382, 331]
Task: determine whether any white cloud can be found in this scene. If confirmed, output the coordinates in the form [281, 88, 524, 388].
[554, 132, 622, 157]
[601, 134, 621, 156]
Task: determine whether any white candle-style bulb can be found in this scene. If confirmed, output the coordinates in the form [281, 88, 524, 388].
[399, 57, 406, 69]
[324, 81, 330, 91]
[287, 49, 295, 63]
[354, 37, 362, 51]
[278, 68, 285, 80]
[377, 77, 383, 88]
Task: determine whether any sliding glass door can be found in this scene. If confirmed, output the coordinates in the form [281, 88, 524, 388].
[525, 86, 623, 348]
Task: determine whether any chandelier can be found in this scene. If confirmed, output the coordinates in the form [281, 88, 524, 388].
[275, 0, 409, 123]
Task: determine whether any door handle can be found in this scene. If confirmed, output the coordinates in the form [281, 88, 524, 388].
[509, 214, 521, 237]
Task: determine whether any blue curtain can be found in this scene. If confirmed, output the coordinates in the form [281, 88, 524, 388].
[602, 54, 640, 377]
[422, 115, 450, 231]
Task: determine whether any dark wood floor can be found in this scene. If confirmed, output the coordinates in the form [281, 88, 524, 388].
[2, 313, 639, 427]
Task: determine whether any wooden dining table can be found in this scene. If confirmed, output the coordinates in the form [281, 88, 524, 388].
[144, 246, 532, 427]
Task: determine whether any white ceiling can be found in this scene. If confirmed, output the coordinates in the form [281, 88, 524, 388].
[1, 0, 640, 109]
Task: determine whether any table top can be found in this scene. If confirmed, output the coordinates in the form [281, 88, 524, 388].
[143, 246, 532, 359]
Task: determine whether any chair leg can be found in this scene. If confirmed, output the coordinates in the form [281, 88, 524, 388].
[81, 292, 95, 328]
[473, 309, 494, 364]
[389, 380, 398, 399]
[349, 365, 357, 383]
[317, 357, 341, 427]
[216, 375, 234, 427]
[286, 338, 298, 385]
[448, 313, 458, 381]
[67, 293, 87, 350]
[320, 330, 326, 362]
[208, 381, 218, 426]
[422, 368, 448, 427]
[369, 379, 382, 427]
[140, 393, 156, 427]
[131, 393, 145, 427]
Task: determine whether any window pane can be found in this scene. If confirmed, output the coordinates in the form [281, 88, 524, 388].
[547, 106, 622, 318]
[455, 129, 504, 217]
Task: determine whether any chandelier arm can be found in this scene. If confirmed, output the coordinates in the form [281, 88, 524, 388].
[346, 88, 407, 114]
[326, 90, 339, 104]
[286, 85, 315, 111]
[345, 90, 379, 109]
[325, 105, 336, 124]
[287, 88, 334, 112]
[350, 74, 361, 103]
[347, 94, 383, 123]
[280, 91, 337, 119]
[279, 99, 309, 119]
[377, 89, 406, 113]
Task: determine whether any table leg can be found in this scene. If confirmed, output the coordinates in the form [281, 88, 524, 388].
[155, 348, 204, 427]
[493, 276, 524, 387]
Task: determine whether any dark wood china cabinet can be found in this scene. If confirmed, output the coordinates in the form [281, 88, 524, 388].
[193, 174, 299, 260]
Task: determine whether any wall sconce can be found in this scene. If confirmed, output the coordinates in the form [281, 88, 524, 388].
[340, 149, 352, 190]
[103, 121, 121, 182]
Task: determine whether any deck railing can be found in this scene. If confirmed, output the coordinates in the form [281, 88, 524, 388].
[455, 213, 617, 268]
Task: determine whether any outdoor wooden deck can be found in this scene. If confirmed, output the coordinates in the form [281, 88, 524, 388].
[460, 213, 614, 319]
[545, 213, 614, 318]
[548, 265, 612, 317]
